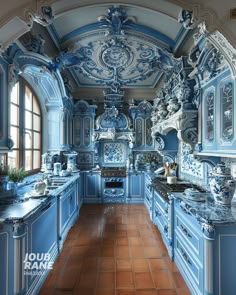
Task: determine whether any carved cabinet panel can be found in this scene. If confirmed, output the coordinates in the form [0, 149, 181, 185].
[130, 101, 154, 150]
[73, 116, 93, 148]
[134, 117, 154, 149]
[73, 100, 97, 152]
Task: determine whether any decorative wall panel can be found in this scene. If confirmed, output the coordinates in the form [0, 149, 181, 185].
[179, 142, 206, 186]
[102, 141, 127, 165]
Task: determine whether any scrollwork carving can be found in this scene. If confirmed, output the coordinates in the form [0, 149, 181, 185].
[202, 222, 215, 239]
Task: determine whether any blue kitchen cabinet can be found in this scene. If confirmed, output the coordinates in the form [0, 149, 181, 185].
[26, 197, 58, 295]
[130, 101, 154, 151]
[0, 231, 8, 295]
[127, 171, 144, 203]
[73, 100, 97, 169]
[0, 221, 27, 295]
[58, 179, 80, 249]
[174, 200, 204, 295]
[77, 175, 83, 210]
[173, 197, 236, 295]
[153, 191, 173, 259]
[198, 68, 236, 156]
[83, 171, 101, 203]
[0, 225, 15, 295]
[144, 173, 153, 220]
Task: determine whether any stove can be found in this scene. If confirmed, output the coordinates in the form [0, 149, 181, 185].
[153, 179, 206, 200]
[101, 167, 127, 203]
[101, 167, 127, 177]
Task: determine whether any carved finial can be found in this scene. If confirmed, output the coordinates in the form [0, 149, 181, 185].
[178, 9, 197, 30]
[98, 6, 136, 36]
[34, 6, 54, 26]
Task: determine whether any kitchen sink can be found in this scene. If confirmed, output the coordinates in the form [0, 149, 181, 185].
[50, 177, 68, 183]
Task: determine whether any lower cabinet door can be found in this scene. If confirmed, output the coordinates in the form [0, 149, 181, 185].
[0, 231, 9, 295]
[175, 233, 204, 295]
[84, 173, 100, 203]
[26, 198, 58, 295]
[128, 173, 144, 203]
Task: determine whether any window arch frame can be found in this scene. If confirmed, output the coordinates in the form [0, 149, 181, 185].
[8, 77, 42, 174]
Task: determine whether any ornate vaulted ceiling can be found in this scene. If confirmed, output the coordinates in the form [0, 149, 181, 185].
[42, 2, 191, 93]
[13, 1, 196, 101]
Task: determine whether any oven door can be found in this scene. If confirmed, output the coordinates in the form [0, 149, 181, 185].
[102, 178, 126, 203]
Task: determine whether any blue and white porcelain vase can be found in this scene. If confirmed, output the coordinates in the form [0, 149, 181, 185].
[209, 164, 236, 206]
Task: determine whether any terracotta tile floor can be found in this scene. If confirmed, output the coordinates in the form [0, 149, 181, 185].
[40, 204, 191, 295]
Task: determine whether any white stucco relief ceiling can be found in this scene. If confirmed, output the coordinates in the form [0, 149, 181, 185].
[1, 0, 236, 98]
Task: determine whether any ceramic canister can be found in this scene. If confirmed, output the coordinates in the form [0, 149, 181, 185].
[53, 162, 62, 176]
[209, 164, 236, 206]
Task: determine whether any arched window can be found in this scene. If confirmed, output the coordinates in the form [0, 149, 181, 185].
[8, 80, 42, 172]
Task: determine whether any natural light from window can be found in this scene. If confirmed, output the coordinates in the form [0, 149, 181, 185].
[8, 81, 42, 172]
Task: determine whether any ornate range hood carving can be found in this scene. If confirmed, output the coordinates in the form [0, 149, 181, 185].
[151, 57, 198, 151]
[93, 87, 134, 143]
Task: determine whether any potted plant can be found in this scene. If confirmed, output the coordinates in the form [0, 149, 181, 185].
[143, 154, 159, 172]
[7, 167, 27, 194]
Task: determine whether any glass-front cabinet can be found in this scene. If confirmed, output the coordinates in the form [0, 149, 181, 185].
[73, 100, 97, 169]
[130, 101, 154, 150]
[220, 80, 233, 141]
[73, 100, 96, 149]
[200, 69, 236, 155]
[206, 91, 214, 142]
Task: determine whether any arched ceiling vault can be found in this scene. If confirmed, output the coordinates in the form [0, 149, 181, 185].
[1, 0, 236, 102]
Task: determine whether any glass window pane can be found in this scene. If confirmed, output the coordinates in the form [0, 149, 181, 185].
[24, 150, 32, 171]
[11, 83, 19, 104]
[33, 151, 40, 169]
[33, 114, 41, 131]
[33, 132, 40, 149]
[33, 97, 40, 115]
[10, 104, 19, 126]
[25, 86, 32, 111]
[8, 150, 19, 169]
[25, 130, 32, 148]
[25, 110, 32, 129]
[10, 126, 19, 148]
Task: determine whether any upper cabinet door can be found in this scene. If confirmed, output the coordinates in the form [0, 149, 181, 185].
[220, 80, 233, 142]
[131, 101, 154, 150]
[73, 100, 97, 150]
[199, 70, 236, 155]
[203, 87, 215, 146]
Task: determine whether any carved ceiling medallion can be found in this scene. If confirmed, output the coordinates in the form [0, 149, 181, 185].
[53, 6, 175, 88]
[102, 45, 130, 68]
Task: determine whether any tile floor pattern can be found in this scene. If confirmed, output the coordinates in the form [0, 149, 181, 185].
[39, 204, 191, 295]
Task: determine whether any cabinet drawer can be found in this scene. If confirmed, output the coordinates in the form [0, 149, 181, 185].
[154, 191, 168, 212]
[153, 195, 168, 215]
[145, 186, 152, 200]
[175, 235, 203, 294]
[153, 205, 168, 235]
[175, 207, 203, 262]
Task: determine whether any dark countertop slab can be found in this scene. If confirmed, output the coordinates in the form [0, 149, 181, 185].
[173, 192, 236, 225]
[0, 173, 80, 222]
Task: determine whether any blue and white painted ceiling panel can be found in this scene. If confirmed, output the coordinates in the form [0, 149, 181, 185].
[47, 2, 188, 89]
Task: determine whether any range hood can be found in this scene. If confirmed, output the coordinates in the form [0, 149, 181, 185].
[93, 88, 134, 143]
